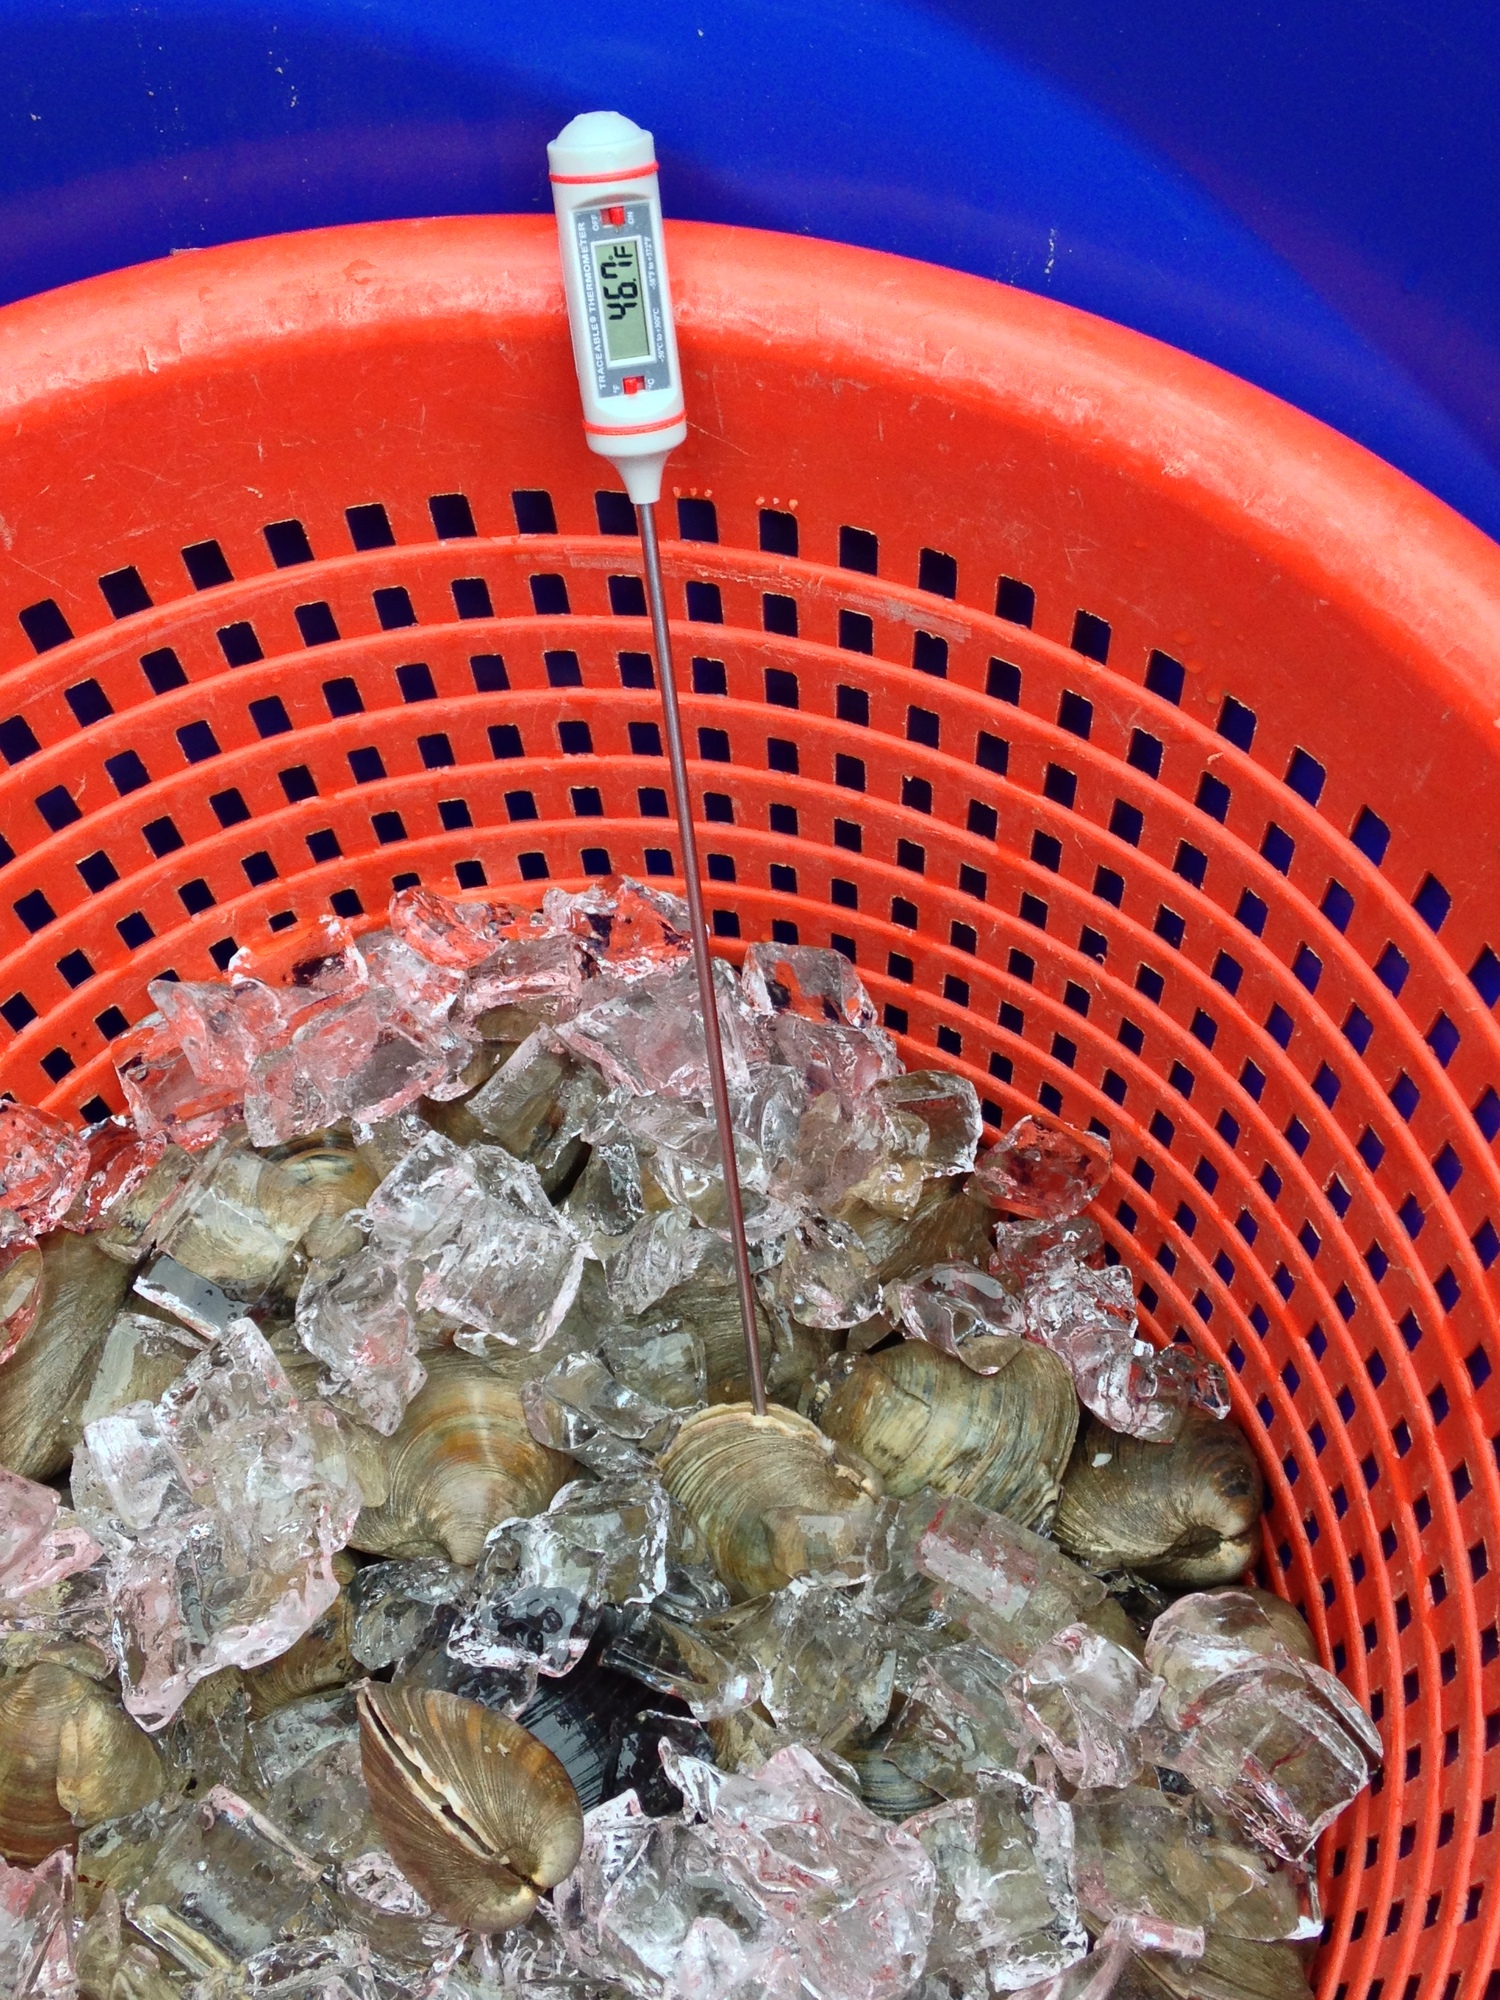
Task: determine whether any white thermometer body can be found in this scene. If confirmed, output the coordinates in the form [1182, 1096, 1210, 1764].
[547, 111, 688, 504]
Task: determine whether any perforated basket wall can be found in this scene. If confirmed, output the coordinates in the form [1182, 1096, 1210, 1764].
[0, 215, 1496, 1997]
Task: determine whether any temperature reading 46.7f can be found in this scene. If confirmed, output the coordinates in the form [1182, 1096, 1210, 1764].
[590, 234, 653, 365]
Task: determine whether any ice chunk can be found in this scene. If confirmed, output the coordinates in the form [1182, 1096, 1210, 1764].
[1152, 1655, 1380, 1860]
[133, 1255, 240, 1338]
[893, 1262, 1028, 1372]
[602, 1608, 764, 1723]
[604, 1207, 719, 1320]
[906, 1494, 1107, 1665]
[149, 974, 284, 1095]
[62, 1118, 170, 1236]
[601, 1318, 708, 1411]
[769, 1012, 902, 1102]
[1024, 1259, 1217, 1442]
[1071, 1787, 1322, 1948]
[122, 1788, 335, 1973]
[72, 1319, 361, 1728]
[546, 877, 693, 983]
[883, 1641, 1027, 1796]
[244, 993, 470, 1148]
[364, 1131, 585, 1354]
[1145, 1591, 1319, 1717]
[0, 1849, 76, 2000]
[0, 1100, 88, 1240]
[1010, 1624, 1162, 1789]
[521, 1352, 680, 1477]
[741, 941, 878, 1027]
[0, 1467, 101, 1599]
[463, 1031, 606, 1193]
[876, 1071, 983, 1177]
[296, 1248, 425, 1437]
[249, 1691, 382, 1863]
[765, 1216, 881, 1328]
[908, 1783, 1087, 1993]
[390, 884, 521, 969]
[728, 1581, 896, 1744]
[558, 1745, 934, 2000]
[672, 1743, 935, 2000]
[447, 1476, 672, 1680]
[347, 1559, 470, 1672]
[973, 1115, 1110, 1221]
[116, 1019, 243, 1151]
[557, 958, 754, 1101]
[458, 931, 590, 1022]
[990, 1216, 1104, 1287]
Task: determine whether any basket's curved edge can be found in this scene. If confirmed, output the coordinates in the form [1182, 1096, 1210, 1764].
[1, 211, 1497, 720]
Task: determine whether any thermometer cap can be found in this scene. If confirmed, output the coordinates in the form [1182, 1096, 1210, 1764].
[547, 111, 656, 184]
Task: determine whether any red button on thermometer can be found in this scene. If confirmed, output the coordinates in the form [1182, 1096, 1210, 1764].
[549, 112, 765, 1413]
[548, 111, 689, 506]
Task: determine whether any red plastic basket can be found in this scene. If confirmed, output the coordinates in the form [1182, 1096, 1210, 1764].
[0, 214, 1496, 1998]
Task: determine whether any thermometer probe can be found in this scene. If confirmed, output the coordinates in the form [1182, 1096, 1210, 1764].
[548, 111, 766, 1416]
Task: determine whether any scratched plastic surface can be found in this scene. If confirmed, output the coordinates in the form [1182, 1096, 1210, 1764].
[0, 215, 1495, 2000]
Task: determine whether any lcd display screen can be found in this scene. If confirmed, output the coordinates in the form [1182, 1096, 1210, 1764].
[591, 235, 653, 365]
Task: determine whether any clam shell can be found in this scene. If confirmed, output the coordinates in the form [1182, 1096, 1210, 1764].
[0, 1233, 133, 1478]
[658, 1402, 883, 1600]
[350, 1353, 576, 1567]
[265, 1134, 378, 1261]
[844, 1743, 942, 1821]
[357, 1683, 583, 1933]
[809, 1341, 1078, 1531]
[0, 1663, 163, 1862]
[1053, 1413, 1265, 1586]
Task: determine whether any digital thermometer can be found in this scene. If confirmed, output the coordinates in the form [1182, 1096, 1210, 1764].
[548, 112, 765, 1412]
[548, 111, 688, 506]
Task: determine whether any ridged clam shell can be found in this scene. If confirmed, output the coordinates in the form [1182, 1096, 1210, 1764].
[0, 1233, 133, 1478]
[0, 1663, 163, 1862]
[1053, 1413, 1265, 1586]
[357, 1683, 583, 1933]
[809, 1341, 1078, 1530]
[350, 1353, 576, 1567]
[658, 1402, 883, 1600]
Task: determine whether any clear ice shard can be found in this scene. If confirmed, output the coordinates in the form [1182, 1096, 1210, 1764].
[557, 958, 755, 1101]
[973, 1115, 1110, 1221]
[727, 1580, 896, 1744]
[121, 1788, 336, 1974]
[875, 1071, 983, 1178]
[546, 876, 693, 983]
[893, 1262, 1027, 1372]
[447, 1476, 672, 1680]
[296, 1246, 425, 1437]
[1071, 1787, 1322, 1947]
[764, 1216, 881, 1329]
[346, 1557, 469, 1671]
[556, 1744, 935, 2000]
[1010, 1623, 1163, 1789]
[71, 1319, 361, 1728]
[389, 883, 520, 969]
[882, 1641, 1027, 1796]
[0, 1467, 101, 1598]
[740, 941, 879, 1028]
[0, 1849, 76, 2000]
[362, 1129, 585, 1354]
[907, 1782, 1087, 1992]
[904, 1494, 1107, 1664]
[0, 1100, 88, 1240]
[521, 1351, 680, 1477]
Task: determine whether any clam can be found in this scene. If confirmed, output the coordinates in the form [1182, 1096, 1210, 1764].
[658, 1402, 883, 1600]
[244, 1551, 359, 1716]
[350, 1353, 576, 1567]
[357, 1683, 583, 1932]
[807, 1340, 1078, 1531]
[0, 1232, 133, 1478]
[0, 1662, 165, 1862]
[845, 1742, 943, 1821]
[1053, 1413, 1265, 1586]
[265, 1132, 379, 1262]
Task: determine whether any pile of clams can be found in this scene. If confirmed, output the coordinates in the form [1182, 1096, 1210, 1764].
[0, 895, 1345, 2000]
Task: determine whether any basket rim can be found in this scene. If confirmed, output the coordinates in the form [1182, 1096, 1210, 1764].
[1, 210, 1497, 715]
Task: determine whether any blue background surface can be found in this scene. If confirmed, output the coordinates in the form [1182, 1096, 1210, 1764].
[2, 0, 1496, 541]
